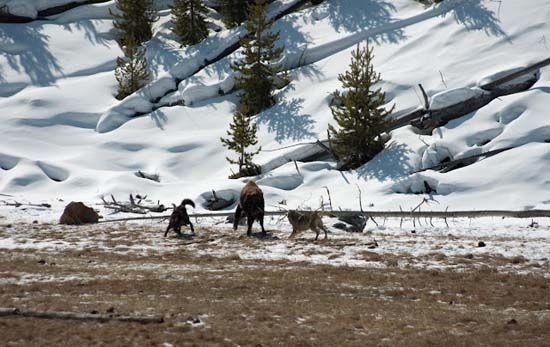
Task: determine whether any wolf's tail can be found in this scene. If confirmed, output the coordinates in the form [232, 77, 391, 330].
[181, 198, 195, 208]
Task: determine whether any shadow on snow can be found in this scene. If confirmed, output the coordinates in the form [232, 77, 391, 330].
[452, 0, 506, 37]
[256, 97, 316, 143]
[356, 142, 416, 181]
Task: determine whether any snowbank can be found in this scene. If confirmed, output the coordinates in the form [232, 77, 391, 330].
[1, 0, 550, 223]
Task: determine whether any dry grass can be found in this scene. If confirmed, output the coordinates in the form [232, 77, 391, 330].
[0, 223, 549, 346]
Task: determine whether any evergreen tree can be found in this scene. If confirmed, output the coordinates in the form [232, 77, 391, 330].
[115, 39, 151, 99]
[220, 0, 253, 27]
[220, 108, 261, 177]
[110, 0, 158, 46]
[171, 0, 209, 46]
[328, 43, 394, 170]
[232, 1, 283, 116]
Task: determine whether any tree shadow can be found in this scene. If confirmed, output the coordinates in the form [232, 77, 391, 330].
[274, 13, 315, 65]
[15, 112, 100, 129]
[452, 0, 506, 37]
[200, 58, 233, 82]
[150, 109, 168, 130]
[256, 97, 316, 143]
[0, 23, 62, 85]
[60, 19, 114, 47]
[356, 142, 416, 181]
[324, 0, 405, 44]
[146, 37, 185, 78]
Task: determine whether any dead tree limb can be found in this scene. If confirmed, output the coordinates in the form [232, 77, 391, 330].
[0, 200, 51, 208]
[418, 83, 430, 110]
[135, 170, 160, 182]
[356, 184, 378, 228]
[0, 307, 163, 324]
[101, 194, 167, 214]
[97, 209, 550, 224]
[323, 186, 333, 211]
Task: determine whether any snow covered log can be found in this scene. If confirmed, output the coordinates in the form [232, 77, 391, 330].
[415, 146, 514, 173]
[411, 89, 495, 131]
[388, 57, 548, 132]
[260, 140, 331, 173]
[479, 57, 550, 92]
[0, 0, 110, 22]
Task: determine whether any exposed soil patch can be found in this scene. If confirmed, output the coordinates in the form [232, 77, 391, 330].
[0, 222, 549, 346]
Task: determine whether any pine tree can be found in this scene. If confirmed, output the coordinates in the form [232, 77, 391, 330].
[171, 0, 209, 46]
[110, 0, 158, 46]
[115, 39, 151, 99]
[220, 0, 253, 27]
[328, 43, 394, 170]
[220, 108, 261, 177]
[232, 1, 283, 116]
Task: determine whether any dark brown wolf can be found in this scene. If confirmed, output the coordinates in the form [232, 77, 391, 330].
[234, 181, 265, 236]
[164, 199, 195, 236]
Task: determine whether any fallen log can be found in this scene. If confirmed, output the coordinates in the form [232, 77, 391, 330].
[415, 146, 515, 173]
[479, 57, 550, 91]
[411, 57, 549, 132]
[0, 307, 164, 324]
[388, 56, 549, 133]
[97, 209, 550, 224]
[38, 0, 110, 17]
[0, 0, 110, 23]
[322, 209, 550, 219]
[411, 90, 496, 131]
[386, 107, 427, 132]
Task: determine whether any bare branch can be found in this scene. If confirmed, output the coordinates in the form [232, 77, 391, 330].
[101, 194, 167, 215]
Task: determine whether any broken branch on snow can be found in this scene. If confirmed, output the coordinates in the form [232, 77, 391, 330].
[100, 194, 167, 214]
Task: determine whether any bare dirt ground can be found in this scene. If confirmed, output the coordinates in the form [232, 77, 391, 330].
[0, 221, 549, 347]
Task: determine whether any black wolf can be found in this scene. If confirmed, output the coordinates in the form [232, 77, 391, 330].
[164, 199, 195, 236]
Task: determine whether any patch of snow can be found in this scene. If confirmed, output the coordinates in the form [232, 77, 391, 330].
[0, 0, 549, 224]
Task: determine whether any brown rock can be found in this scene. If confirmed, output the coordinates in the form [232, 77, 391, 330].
[59, 201, 100, 225]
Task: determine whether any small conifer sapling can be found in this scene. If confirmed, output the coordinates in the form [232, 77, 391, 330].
[171, 0, 209, 46]
[220, 0, 253, 28]
[110, 0, 158, 46]
[328, 42, 394, 170]
[221, 108, 262, 177]
[232, 1, 284, 116]
[114, 39, 151, 99]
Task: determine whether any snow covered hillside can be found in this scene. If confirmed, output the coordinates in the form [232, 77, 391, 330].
[1, 0, 550, 221]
